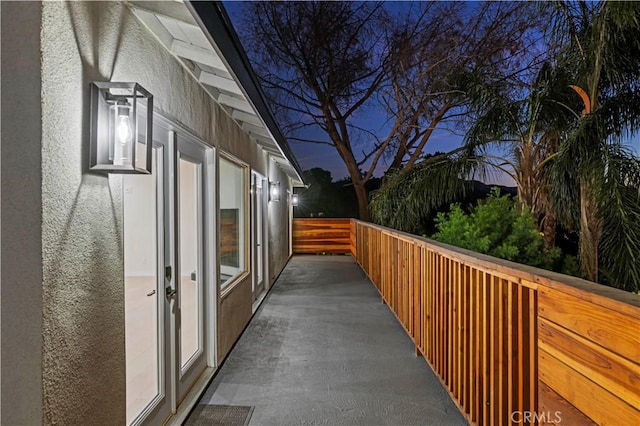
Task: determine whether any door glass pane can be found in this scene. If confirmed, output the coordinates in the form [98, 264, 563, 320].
[124, 148, 160, 424]
[179, 157, 201, 369]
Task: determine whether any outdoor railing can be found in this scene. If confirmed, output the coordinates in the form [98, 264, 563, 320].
[292, 218, 640, 425]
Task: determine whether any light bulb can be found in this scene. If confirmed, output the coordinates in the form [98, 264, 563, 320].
[117, 115, 132, 144]
[113, 104, 132, 166]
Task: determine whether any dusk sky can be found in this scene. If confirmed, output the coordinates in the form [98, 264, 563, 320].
[222, 1, 481, 181]
[223, 1, 639, 186]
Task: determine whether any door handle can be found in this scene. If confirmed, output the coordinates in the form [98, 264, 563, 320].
[166, 287, 177, 298]
[147, 290, 156, 297]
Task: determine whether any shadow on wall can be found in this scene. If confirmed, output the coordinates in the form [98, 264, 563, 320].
[66, 0, 127, 175]
[42, 2, 131, 424]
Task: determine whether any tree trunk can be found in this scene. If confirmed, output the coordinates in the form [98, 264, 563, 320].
[542, 210, 557, 249]
[579, 179, 602, 282]
[538, 182, 556, 250]
[353, 180, 370, 221]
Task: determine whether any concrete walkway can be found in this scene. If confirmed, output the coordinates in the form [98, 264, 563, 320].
[194, 255, 466, 425]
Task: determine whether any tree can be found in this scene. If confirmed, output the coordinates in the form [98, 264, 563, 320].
[241, 1, 544, 220]
[369, 64, 578, 243]
[295, 168, 337, 218]
[547, 0, 640, 287]
[371, 1, 640, 290]
[449, 63, 579, 248]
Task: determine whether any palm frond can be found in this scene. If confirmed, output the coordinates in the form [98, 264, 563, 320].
[597, 145, 640, 291]
[369, 150, 489, 233]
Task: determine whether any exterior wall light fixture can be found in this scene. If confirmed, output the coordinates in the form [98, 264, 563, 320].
[292, 194, 299, 206]
[89, 82, 153, 174]
[269, 181, 281, 202]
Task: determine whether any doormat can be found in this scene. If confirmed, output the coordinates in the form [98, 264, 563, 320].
[184, 404, 254, 426]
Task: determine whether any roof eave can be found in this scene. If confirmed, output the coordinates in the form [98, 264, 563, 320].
[186, 1, 305, 185]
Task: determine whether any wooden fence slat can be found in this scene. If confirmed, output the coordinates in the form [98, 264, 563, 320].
[508, 282, 517, 426]
[482, 271, 489, 426]
[539, 287, 640, 362]
[469, 267, 477, 423]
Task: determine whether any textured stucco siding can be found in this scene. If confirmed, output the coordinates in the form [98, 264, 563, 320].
[41, 3, 125, 423]
[268, 162, 293, 286]
[1, 2, 44, 424]
[39, 1, 293, 424]
[214, 105, 268, 177]
[217, 277, 252, 363]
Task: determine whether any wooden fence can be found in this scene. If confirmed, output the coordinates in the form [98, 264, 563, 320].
[292, 218, 353, 254]
[293, 218, 640, 425]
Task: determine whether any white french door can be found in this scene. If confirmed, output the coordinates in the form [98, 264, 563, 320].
[125, 122, 214, 426]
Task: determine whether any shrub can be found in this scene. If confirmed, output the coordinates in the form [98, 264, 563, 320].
[433, 188, 577, 275]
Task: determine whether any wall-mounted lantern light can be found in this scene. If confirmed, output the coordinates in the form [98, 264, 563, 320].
[89, 82, 153, 174]
[292, 194, 299, 206]
[269, 181, 281, 202]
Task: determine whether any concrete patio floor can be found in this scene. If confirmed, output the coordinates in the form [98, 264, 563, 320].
[192, 255, 467, 425]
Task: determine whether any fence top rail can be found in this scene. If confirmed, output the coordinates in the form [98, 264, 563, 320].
[351, 219, 640, 317]
[293, 218, 353, 224]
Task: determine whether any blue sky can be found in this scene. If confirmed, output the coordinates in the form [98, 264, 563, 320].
[224, 1, 471, 181]
[224, 1, 639, 186]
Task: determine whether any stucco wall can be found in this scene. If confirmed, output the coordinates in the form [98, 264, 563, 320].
[214, 106, 268, 177]
[1, 2, 44, 424]
[39, 1, 224, 423]
[268, 162, 293, 286]
[41, 2, 125, 422]
[217, 277, 252, 363]
[39, 1, 294, 423]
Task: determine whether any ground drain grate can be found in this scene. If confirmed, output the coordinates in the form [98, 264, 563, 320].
[184, 404, 254, 426]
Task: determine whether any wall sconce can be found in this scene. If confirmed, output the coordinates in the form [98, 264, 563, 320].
[89, 82, 153, 174]
[292, 194, 299, 206]
[269, 181, 281, 202]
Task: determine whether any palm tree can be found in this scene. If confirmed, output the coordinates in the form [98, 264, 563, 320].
[462, 64, 579, 248]
[371, 1, 640, 291]
[547, 0, 640, 288]
[370, 64, 577, 244]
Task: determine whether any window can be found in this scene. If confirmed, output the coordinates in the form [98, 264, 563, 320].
[219, 156, 248, 288]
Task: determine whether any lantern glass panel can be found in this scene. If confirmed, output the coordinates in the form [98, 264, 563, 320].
[134, 89, 150, 172]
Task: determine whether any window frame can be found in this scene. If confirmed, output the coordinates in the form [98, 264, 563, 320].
[218, 151, 250, 296]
